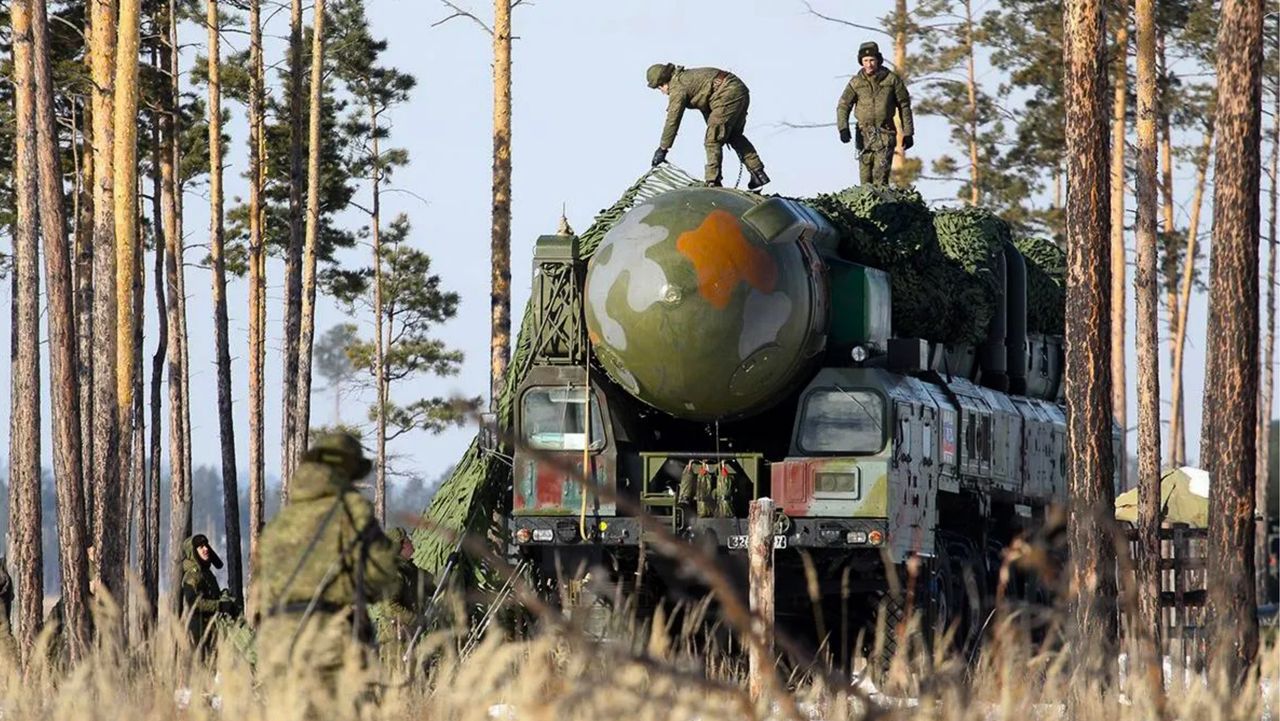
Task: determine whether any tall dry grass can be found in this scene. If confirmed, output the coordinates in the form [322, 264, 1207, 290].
[0, 579, 1274, 721]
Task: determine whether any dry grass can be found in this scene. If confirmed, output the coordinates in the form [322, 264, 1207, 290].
[0, 586, 1274, 721]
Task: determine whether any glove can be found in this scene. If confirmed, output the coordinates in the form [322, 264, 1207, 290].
[855, 131, 864, 152]
[902, 134, 914, 150]
[651, 148, 668, 167]
[839, 127, 851, 144]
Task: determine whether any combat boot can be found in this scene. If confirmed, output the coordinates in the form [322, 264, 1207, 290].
[747, 168, 770, 190]
[704, 179, 722, 187]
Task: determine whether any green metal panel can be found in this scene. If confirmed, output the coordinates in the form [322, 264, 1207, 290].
[827, 260, 891, 352]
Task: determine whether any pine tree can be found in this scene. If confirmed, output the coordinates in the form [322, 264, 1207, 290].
[35, 0, 93, 652]
[1201, 0, 1262, 678]
[333, 215, 472, 509]
[8, 0, 44, 664]
[1132, 0, 1165, 705]
[247, 0, 267, 582]
[1062, 0, 1117, 678]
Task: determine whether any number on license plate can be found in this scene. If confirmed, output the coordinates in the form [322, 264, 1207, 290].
[727, 535, 787, 550]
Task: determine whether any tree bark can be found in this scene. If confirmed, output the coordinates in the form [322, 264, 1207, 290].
[1256, 16, 1278, 609]
[147, 97, 167, 618]
[1062, 0, 1118, 678]
[1168, 124, 1215, 467]
[1132, 0, 1165, 709]
[491, 0, 513, 409]
[892, 0, 907, 174]
[75, 102, 95, 519]
[1202, 0, 1262, 677]
[34, 0, 92, 659]
[370, 100, 388, 524]
[965, 0, 979, 205]
[248, 0, 267, 583]
[89, 0, 120, 602]
[8, 0, 43, 665]
[104, 0, 142, 604]
[1109, 4, 1127, 490]
[281, 0, 307, 494]
[207, 0, 244, 605]
[162, 0, 191, 613]
[295, 0, 328, 465]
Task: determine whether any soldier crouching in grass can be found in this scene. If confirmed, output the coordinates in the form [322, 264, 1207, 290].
[647, 62, 771, 190]
[250, 432, 401, 711]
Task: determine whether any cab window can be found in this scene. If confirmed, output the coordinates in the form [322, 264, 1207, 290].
[522, 387, 605, 451]
[797, 388, 885, 454]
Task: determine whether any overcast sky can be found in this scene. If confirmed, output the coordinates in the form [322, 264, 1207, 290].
[1, 0, 1231, 497]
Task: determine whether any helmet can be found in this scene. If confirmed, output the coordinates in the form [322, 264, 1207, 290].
[646, 63, 676, 88]
[305, 431, 373, 480]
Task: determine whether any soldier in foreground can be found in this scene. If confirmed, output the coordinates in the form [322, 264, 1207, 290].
[250, 432, 400, 703]
[180, 533, 236, 654]
[646, 62, 771, 189]
[836, 41, 915, 185]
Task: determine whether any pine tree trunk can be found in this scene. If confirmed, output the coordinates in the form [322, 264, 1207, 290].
[89, 0, 120, 600]
[1201, 0, 1262, 677]
[371, 99, 387, 525]
[147, 98, 166, 618]
[1132, 0, 1165, 707]
[75, 102, 96, 516]
[892, 0, 907, 175]
[207, 0, 244, 604]
[1062, 0, 1118, 678]
[295, 0, 327, 462]
[248, 0, 267, 583]
[1169, 124, 1216, 467]
[491, 0, 513, 409]
[34, 0, 92, 659]
[965, 0, 979, 205]
[161, 0, 191, 612]
[8, 0, 44, 665]
[1157, 30, 1183, 468]
[1256, 20, 1278, 609]
[104, 0, 141, 605]
[1109, 5, 1127, 491]
[281, 0, 307, 494]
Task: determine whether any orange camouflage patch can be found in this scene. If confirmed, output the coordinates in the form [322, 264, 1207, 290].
[675, 209, 778, 310]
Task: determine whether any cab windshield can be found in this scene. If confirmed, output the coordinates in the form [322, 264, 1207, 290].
[522, 387, 605, 451]
[797, 387, 885, 454]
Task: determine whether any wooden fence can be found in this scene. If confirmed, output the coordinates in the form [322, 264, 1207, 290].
[1123, 523, 1208, 673]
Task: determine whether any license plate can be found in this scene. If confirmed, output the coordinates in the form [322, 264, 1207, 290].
[727, 534, 787, 550]
[531, 528, 553, 542]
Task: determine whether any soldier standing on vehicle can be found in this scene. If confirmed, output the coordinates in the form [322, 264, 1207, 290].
[647, 62, 771, 190]
[250, 432, 400, 703]
[836, 41, 915, 185]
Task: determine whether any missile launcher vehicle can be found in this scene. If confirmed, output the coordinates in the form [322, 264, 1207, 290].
[503, 182, 1119, 653]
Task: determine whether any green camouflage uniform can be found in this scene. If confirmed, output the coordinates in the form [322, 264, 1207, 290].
[250, 433, 400, 694]
[650, 63, 766, 184]
[180, 535, 227, 650]
[0, 558, 16, 666]
[368, 528, 424, 658]
[836, 47, 914, 185]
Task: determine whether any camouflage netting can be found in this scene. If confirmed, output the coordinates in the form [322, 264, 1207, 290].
[803, 186, 1005, 346]
[1012, 236, 1067, 335]
[412, 166, 703, 580]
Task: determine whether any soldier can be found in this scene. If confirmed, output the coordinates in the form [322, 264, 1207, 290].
[836, 41, 915, 185]
[180, 533, 235, 654]
[250, 432, 400, 701]
[0, 558, 16, 665]
[647, 62, 771, 190]
[369, 528, 428, 660]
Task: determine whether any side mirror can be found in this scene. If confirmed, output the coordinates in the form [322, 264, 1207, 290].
[479, 412, 499, 453]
